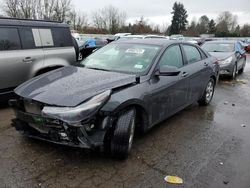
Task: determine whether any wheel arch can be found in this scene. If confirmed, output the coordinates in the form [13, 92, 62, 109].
[106, 99, 150, 132]
[210, 75, 217, 85]
[35, 65, 64, 76]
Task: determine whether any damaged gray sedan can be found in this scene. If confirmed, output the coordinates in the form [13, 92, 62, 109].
[10, 40, 219, 159]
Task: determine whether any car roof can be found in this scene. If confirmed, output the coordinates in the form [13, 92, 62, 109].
[0, 17, 69, 28]
[114, 39, 192, 47]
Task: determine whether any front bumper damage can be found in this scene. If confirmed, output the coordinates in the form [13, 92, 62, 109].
[219, 63, 234, 76]
[9, 99, 111, 149]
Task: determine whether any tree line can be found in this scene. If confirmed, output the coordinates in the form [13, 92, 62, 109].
[1, 0, 250, 37]
[169, 2, 250, 37]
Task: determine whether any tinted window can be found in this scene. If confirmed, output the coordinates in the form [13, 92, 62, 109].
[159, 45, 183, 68]
[51, 28, 73, 47]
[0, 28, 21, 51]
[183, 45, 201, 64]
[19, 28, 36, 49]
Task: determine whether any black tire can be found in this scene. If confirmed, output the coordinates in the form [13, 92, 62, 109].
[230, 64, 237, 79]
[238, 67, 244, 74]
[238, 65, 245, 74]
[198, 78, 215, 106]
[110, 108, 136, 159]
[72, 36, 79, 61]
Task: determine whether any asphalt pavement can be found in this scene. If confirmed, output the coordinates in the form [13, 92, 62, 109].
[1, 56, 250, 188]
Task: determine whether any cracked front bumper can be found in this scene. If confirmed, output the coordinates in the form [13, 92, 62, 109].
[10, 99, 108, 149]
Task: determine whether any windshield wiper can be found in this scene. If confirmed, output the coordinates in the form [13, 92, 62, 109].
[86, 67, 110, 72]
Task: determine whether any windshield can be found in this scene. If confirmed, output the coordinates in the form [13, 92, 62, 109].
[80, 43, 160, 74]
[202, 43, 235, 52]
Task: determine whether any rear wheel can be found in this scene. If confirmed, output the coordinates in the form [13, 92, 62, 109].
[198, 78, 215, 106]
[110, 108, 136, 159]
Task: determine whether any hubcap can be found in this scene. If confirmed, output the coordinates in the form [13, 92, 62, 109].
[206, 81, 214, 102]
[128, 118, 135, 151]
[78, 53, 83, 61]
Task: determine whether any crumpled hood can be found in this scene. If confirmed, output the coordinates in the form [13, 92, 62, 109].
[209, 52, 234, 61]
[15, 66, 136, 107]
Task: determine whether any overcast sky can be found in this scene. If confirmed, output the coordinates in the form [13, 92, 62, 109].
[72, 0, 250, 26]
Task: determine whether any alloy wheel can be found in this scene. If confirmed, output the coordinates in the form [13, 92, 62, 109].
[205, 81, 214, 103]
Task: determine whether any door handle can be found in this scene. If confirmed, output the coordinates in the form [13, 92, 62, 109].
[182, 72, 189, 77]
[23, 57, 35, 63]
[204, 62, 209, 67]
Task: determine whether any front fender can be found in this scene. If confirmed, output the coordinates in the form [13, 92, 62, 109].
[101, 98, 148, 115]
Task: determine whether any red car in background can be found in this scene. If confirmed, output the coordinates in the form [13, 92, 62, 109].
[246, 44, 250, 53]
[244, 39, 250, 53]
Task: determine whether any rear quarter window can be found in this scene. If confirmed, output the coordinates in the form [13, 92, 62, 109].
[183, 45, 202, 64]
[51, 28, 73, 47]
[0, 27, 21, 51]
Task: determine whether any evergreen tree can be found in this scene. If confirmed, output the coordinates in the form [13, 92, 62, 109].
[197, 15, 210, 34]
[208, 19, 216, 34]
[170, 2, 188, 34]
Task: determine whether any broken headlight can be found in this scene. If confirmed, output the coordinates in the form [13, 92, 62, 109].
[42, 90, 111, 125]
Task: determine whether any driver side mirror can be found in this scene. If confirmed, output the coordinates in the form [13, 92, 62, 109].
[155, 65, 181, 76]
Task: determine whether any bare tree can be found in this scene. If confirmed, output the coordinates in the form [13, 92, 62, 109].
[216, 11, 238, 33]
[92, 5, 126, 34]
[69, 10, 88, 31]
[3, 0, 72, 22]
[4, 0, 21, 18]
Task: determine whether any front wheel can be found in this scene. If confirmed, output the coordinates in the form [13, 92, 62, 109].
[110, 108, 136, 159]
[198, 78, 215, 106]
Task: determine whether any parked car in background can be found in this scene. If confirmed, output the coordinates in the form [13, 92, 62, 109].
[118, 35, 168, 41]
[118, 35, 145, 40]
[0, 18, 76, 101]
[170, 34, 184, 40]
[202, 40, 246, 79]
[11, 39, 219, 159]
[170, 35, 199, 44]
[113, 33, 131, 41]
[74, 35, 108, 61]
[244, 39, 250, 52]
[184, 37, 198, 45]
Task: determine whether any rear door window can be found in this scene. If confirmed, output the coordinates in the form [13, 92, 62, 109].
[19, 28, 36, 49]
[51, 28, 73, 47]
[0, 27, 21, 51]
[183, 45, 202, 64]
